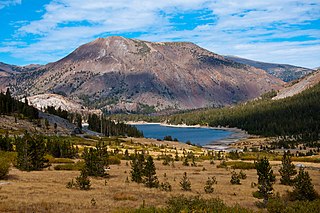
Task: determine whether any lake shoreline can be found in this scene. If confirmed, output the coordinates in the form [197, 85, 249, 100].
[126, 121, 250, 151]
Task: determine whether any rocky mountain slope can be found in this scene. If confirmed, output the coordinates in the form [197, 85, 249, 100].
[225, 56, 314, 82]
[26, 93, 101, 115]
[3, 36, 284, 113]
[273, 69, 320, 100]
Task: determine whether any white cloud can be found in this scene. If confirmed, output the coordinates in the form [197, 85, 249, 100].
[2, 0, 320, 68]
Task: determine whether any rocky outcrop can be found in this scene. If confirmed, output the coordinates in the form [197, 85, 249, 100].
[273, 69, 320, 100]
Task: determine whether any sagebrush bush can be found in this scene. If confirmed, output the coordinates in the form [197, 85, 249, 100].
[108, 156, 121, 165]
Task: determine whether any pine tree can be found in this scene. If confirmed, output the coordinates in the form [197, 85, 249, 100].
[143, 156, 159, 188]
[290, 168, 319, 201]
[279, 151, 297, 185]
[82, 142, 108, 177]
[131, 154, 145, 183]
[15, 133, 48, 171]
[180, 172, 191, 191]
[255, 157, 276, 205]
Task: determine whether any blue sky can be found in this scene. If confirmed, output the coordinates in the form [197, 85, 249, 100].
[0, 0, 319, 68]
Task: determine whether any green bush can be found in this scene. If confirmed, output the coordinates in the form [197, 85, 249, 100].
[108, 156, 121, 165]
[160, 181, 172, 192]
[227, 161, 255, 170]
[230, 171, 241, 185]
[0, 158, 10, 179]
[217, 160, 228, 168]
[54, 161, 84, 171]
[165, 195, 251, 213]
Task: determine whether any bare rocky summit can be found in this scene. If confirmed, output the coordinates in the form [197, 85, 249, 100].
[3, 36, 284, 113]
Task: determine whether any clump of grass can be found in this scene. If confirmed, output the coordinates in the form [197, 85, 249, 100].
[226, 161, 255, 170]
[113, 193, 137, 201]
[45, 155, 74, 164]
[54, 161, 84, 171]
[108, 156, 121, 165]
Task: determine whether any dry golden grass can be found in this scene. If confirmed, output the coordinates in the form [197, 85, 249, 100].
[0, 159, 319, 213]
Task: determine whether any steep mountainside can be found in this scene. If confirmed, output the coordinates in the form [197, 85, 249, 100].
[273, 69, 320, 100]
[0, 62, 42, 91]
[225, 56, 314, 82]
[3, 36, 284, 112]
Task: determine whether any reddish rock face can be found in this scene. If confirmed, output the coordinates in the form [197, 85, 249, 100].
[4, 36, 284, 112]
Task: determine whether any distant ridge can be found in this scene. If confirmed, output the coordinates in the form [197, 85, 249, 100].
[225, 55, 314, 82]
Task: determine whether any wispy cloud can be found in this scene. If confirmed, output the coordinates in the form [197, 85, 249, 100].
[0, 0, 20, 9]
[1, 0, 319, 68]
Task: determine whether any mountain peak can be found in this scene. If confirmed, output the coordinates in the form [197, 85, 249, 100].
[3, 37, 284, 113]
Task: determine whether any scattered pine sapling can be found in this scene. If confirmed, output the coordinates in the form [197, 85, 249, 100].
[180, 172, 191, 191]
[204, 176, 217, 193]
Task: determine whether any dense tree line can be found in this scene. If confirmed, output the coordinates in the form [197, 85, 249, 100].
[46, 137, 78, 158]
[166, 83, 320, 141]
[0, 89, 38, 119]
[88, 114, 143, 137]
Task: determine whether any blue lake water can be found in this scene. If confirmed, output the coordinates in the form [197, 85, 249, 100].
[134, 124, 233, 146]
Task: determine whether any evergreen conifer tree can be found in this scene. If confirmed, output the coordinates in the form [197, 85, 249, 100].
[255, 157, 276, 205]
[180, 172, 191, 191]
[279, 151, 297, 185]
[143, 156, 159, 188]
[290, 168, 319, 201]
[15, 133, 47, 171]
[131, 154, 145, 183]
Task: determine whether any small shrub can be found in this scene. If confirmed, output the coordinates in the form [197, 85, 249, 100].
[230, 171, 241, 185]
[108, 156, 121, 165]
[239, 170, 247, 179]
[0, 158, 10, 179]
[75, 170, 91, 190]
[54, 161, 84, 171]
[228, 161, 255, 170]
[160, 181, 172, 192]
[113, 193, 137, 201]
[66, 179, 75, 189]
[204, 176, 217, 193]
[217, 160, 228, 168]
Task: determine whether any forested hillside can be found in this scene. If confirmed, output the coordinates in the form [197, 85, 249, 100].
[0, 89, 38, 119]
[166, 83, 320, 140]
